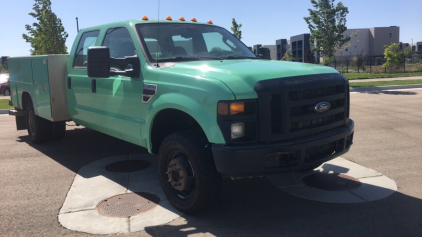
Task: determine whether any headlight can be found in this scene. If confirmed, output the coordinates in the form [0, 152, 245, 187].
[231, 122, 245, 139]
[217, 100, 258, 144]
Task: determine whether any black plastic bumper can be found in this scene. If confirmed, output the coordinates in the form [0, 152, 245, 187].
[212, 120, 354, 177]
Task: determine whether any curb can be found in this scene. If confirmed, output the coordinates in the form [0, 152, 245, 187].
[350, 84, 422, 93]
[0, 109, 10, 115]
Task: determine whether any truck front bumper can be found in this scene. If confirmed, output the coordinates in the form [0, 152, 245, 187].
[212, 120, 354, 177]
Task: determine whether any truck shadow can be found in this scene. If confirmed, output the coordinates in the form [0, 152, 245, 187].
[144, 177, 422, 236]
[17, 124, 147, 175]
[16, 126, 422, 236]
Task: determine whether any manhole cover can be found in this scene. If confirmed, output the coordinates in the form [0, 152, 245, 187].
[96, 192, 160, 218]
[302, 173, 361, 191]
[105, 160, 151, 173]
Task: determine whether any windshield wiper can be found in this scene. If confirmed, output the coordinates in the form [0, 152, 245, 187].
[163, 56, 223, 61]
[222, 55, 259, 60]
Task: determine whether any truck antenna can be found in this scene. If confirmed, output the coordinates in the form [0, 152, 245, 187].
[155, 0, 160, 67]
[75, 17, 79, 32]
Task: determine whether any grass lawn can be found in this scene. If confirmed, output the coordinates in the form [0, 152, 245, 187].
[344, 72, 422, 80]
[0, 99, 13, 109]
[349, 80, 422, 88]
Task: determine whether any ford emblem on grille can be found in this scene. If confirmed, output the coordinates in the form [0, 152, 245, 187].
[314, 102, 331, 113]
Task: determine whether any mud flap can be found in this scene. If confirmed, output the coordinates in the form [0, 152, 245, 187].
[9, 109, 27, 130]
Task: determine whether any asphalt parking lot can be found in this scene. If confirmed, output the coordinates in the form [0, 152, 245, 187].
[1, 89, 422, 237]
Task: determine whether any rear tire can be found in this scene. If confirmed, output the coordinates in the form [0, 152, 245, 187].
[158, 131, 221, 214]
[51, 121, 66, 141]
[25, 102, 51, 144]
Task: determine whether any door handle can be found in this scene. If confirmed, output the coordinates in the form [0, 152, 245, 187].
[91, 79, 96, 93]
[68, 77, 71, 89]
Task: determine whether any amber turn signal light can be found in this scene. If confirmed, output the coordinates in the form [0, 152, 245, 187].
[191, 18, 197, 22]
[230, 102, 245, 115]
[179, 17, 185, 21]
[218, 103, 229, 115]
[207, 20, 213, 24]
[142, 16, 148, 21]
[166, 16, 172, 21]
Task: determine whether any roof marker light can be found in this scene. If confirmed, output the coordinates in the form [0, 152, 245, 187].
[166, 16, 172, 21]
[179, 17, 185, 21]
[207, 20, 213, 24]
[191, 18, 197, 22]
[142, 16, 148, 21]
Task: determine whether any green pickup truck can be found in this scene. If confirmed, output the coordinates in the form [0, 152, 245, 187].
[8, 18, 354, 213]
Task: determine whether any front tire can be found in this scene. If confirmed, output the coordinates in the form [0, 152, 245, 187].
[158, 131, 221, 214]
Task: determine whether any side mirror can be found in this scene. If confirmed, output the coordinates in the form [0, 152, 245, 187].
[87, 46, 111, 78]
[87, 46, 141, 78]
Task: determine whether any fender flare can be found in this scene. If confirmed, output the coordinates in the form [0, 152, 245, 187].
[142, 93, 226, 153]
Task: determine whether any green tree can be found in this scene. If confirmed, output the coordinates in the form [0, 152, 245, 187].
[22, 0, 68, 55]
[383, 43, 403, 75]
[0, 61, 8, 73]
[231, 18, 242, 40]
[304, 0, 350, 65]
[281, 50, 295, 61]
[404, 46, 412, 58]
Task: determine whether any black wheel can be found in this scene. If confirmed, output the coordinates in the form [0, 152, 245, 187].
[51, 121, 66, 141]
[4, 88, 10, 96]
[25, 102, 51, 143]
[158, 131, 221, 214]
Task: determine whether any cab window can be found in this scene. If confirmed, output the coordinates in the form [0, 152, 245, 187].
[102, 27, 136, 70]
[73, 30, 100, 68]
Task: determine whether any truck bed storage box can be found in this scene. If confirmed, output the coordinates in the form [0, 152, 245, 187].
[8, 55, 71, 122]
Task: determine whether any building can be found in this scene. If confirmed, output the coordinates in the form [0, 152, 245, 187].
[290, 34, 312, 63]
[1, 56, 9, 66]
[417, 42, 422, 54]
[262, 45, 277, 60]
[400, 42, 410, 50]
[335, 28, 370, 61]
[276, 39, 288, 60]
[252, 44, 277, 60]
[334, 26, 400, 61]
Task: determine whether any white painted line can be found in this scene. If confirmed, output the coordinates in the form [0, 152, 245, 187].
[58, 154, 182, 235]
[267, 157, 397, 203]
[350, 87, 422, 94]
[351, 88, 422, 94]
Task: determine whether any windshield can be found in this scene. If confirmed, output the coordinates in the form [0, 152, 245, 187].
[136, 23, 256, 62]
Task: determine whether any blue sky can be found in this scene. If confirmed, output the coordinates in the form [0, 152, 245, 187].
[1, 0, 421, 56]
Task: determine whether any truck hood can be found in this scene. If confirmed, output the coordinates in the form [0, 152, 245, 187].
[165, 59, 339, 99]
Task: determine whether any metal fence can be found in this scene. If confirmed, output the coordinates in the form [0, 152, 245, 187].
[327, 56, 422, 74]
